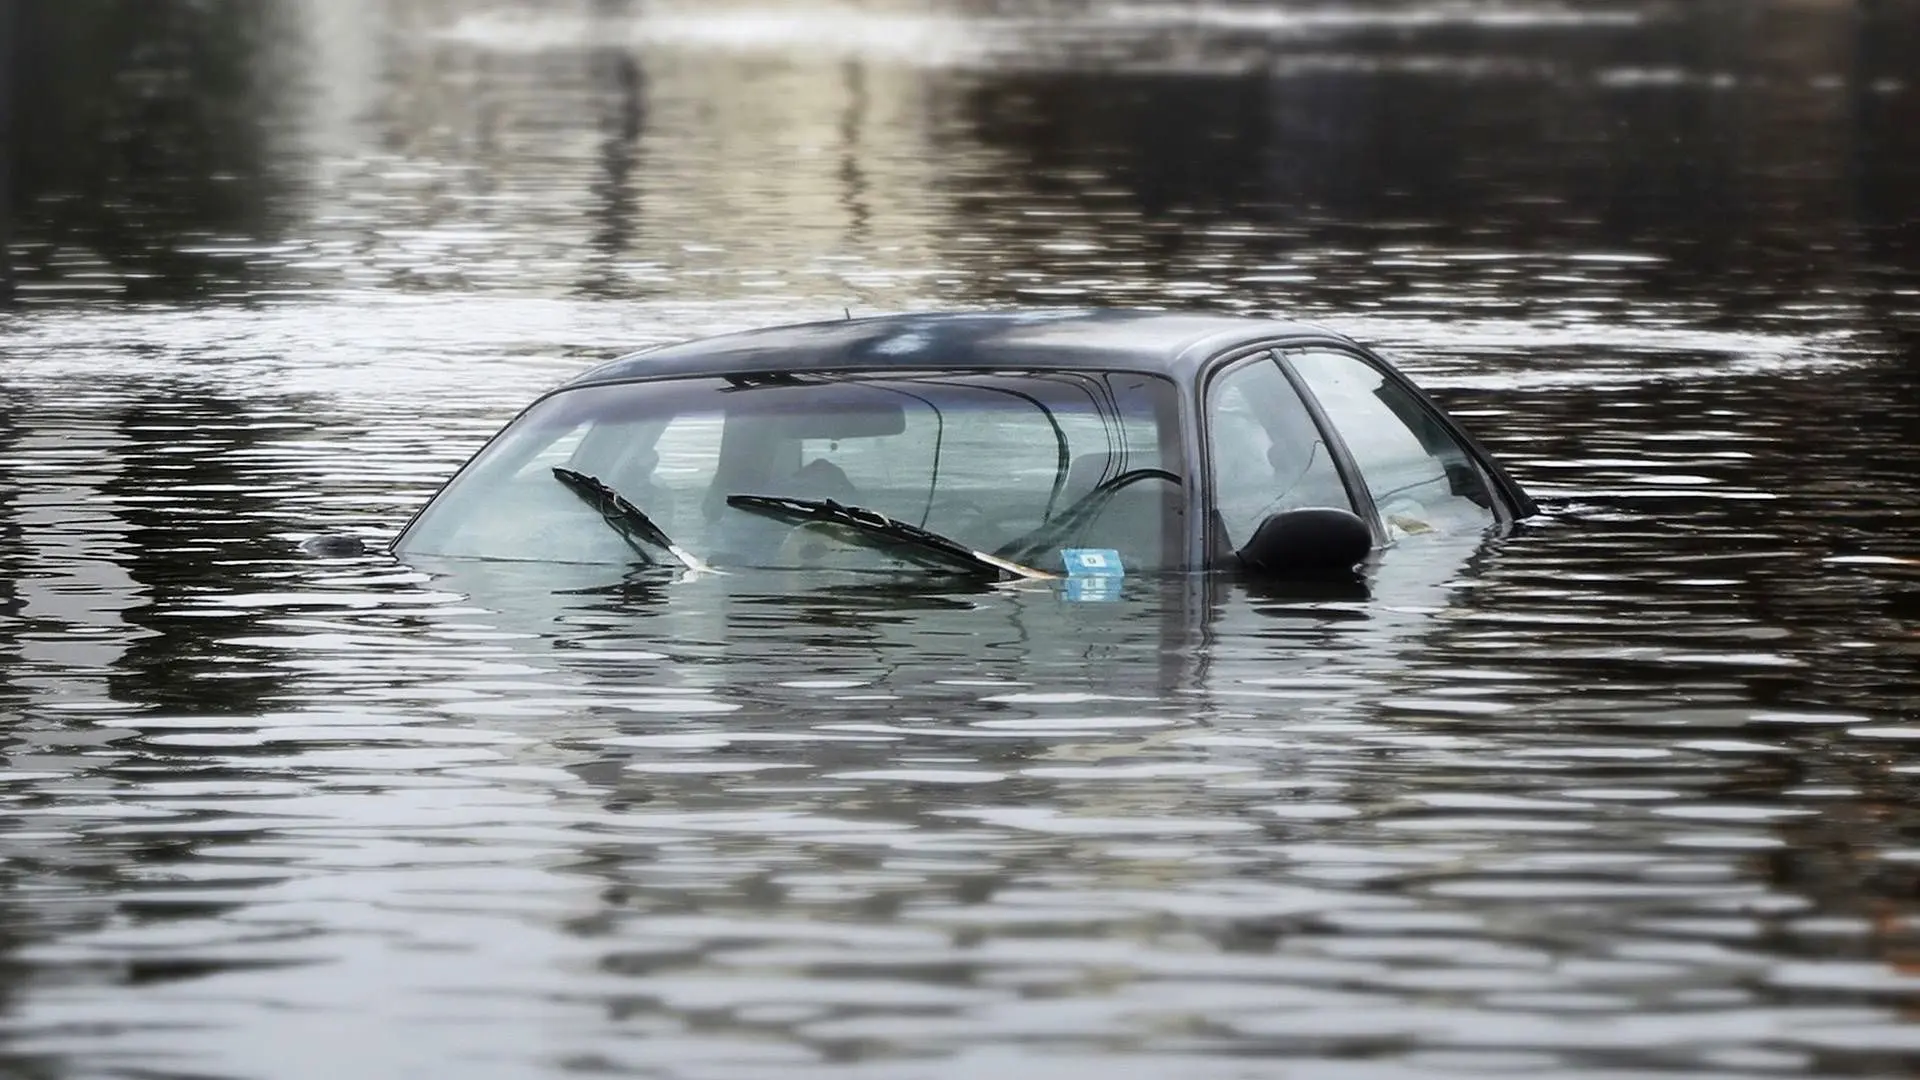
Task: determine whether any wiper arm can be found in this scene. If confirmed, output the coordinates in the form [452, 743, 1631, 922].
[996, 467, 1181, 565]
[725, 494, 1054, 580]
[553, 467, 714, 573]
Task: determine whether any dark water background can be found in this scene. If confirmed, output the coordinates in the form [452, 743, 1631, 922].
[4, 1, 1920, 1076]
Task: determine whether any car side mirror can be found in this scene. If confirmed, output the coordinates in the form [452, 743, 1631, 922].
[1235, 507, 1371, 577]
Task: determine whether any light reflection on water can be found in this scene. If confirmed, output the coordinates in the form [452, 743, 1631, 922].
[4, 0, 1920, 1076]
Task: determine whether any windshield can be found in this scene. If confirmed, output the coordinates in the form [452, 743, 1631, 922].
[396, 371, 1185, 574]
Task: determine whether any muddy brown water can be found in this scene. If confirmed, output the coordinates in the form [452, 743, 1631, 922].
[3, 1, 1920, 1077]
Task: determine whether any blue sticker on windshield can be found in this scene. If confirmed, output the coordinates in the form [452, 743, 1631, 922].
[1061, 548, 1124, 602]
[1062, 548, 1124, 577]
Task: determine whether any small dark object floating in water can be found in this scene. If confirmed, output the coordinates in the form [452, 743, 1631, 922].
[388, 309, 1534, 583]
[300, 534, 368, 557]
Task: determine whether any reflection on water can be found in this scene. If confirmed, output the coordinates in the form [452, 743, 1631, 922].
[5, 0, 1920, 1076]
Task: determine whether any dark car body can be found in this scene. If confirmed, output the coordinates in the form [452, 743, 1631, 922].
[393, 310, 1534, 578]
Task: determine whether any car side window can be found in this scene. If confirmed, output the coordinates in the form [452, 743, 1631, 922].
[1286, 349, 1495, 539]
[1206, 355, 1353, 551]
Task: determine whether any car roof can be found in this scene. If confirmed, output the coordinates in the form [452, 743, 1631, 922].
[564, 309, 1344, 388]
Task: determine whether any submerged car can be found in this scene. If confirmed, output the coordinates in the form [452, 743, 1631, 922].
[393, 310, 1535, 582]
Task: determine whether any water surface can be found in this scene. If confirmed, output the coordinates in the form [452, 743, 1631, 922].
[4, 1, 1920, 1076]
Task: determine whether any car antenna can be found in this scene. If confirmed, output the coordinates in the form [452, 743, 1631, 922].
[844, 306, 852, 320]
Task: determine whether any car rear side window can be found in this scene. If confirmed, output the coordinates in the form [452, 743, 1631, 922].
[1286, 349, 1495, 540]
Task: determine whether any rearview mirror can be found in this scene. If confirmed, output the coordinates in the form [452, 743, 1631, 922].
[1236, 507, 1371, 577]
[768, 405, 907, 440]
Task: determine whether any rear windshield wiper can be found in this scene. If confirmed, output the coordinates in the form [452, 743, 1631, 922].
[725, 494, 1054, 580]
[553, 467, 714, 573]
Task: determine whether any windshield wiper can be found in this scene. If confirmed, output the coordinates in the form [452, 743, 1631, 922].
[553, 467, 714, 573]
[725, 494, 1054, 580]
[995, 467, 1181, 566]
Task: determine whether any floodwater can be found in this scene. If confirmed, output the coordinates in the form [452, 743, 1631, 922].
[3, 0, 1920, 1076]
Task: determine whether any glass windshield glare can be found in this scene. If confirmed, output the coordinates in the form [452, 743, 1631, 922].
[397, 371, 1183, 574]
